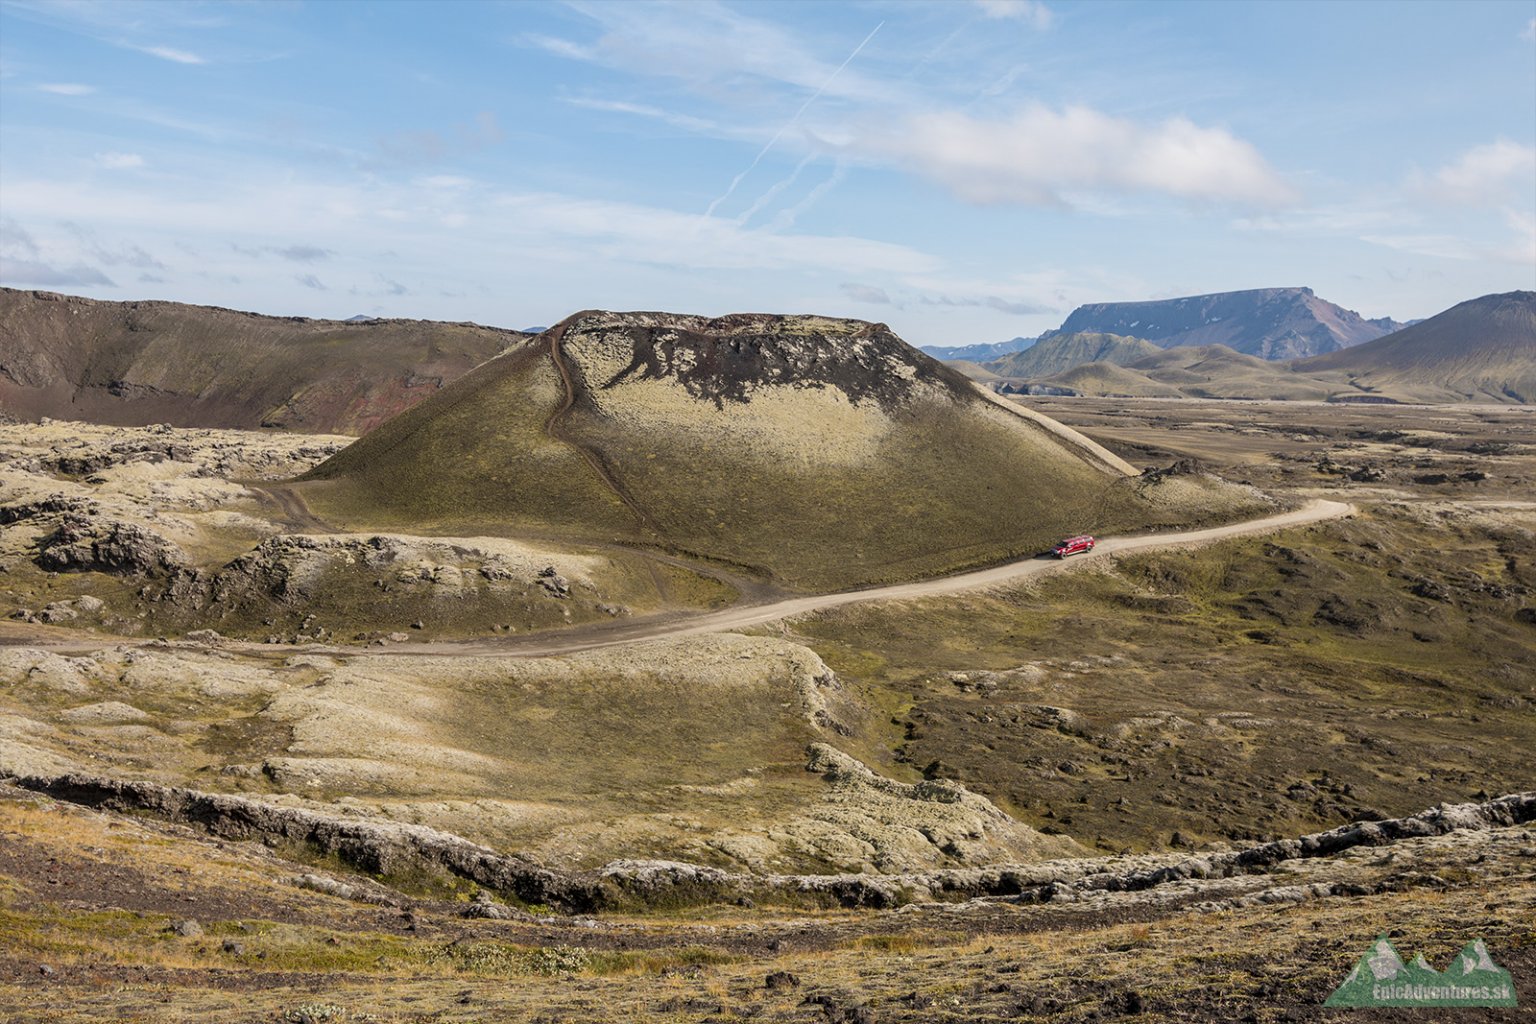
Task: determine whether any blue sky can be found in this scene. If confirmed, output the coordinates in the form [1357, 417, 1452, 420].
[0, 0, 1532, 346]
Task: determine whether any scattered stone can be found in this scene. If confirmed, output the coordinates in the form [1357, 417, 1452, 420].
[37, 964, 55, 977]
[221, 939, 245, 955]
[766, 970, 801, 990]
[75, 595, 104, 614]
[170, 918, 203, 938]
[37, 602, 78, 624]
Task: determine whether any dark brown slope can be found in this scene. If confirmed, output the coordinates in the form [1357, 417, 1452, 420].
[1296, 291, 1536, 404]
[0, 288, 531, 434]
[298, 310, 1260, 590]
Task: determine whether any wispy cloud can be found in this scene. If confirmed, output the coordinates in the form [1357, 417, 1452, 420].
[295, 273, 326, 290]
[0, 258, 115, 287]
[858, 103, 1298, 207]
[563, 97, 720, 135]
[274, 245, 332, 263]
[0, 217, 40, 258]
[231, 243, 334, 263]
[919, 292, 1055, 315]
[975, 0, 1053, 30]
[841, 282, 891, 304]
[138, 44, 207, 65]
[522, 33, 594, 61]
[373, 112, 503, 167]
[767, 159, 848, 231]
[705, 19, 883, 217]
[94, 151, 145, 170]
[38, 82, 94, 95]
[1500, 208, 1536, 265]
[376, 274, 408, 296]
[537, 1, 894, 104]
[1359, 233, 1476, 261]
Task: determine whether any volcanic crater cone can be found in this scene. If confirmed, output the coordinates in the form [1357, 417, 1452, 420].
[299, 310, 1254, 589]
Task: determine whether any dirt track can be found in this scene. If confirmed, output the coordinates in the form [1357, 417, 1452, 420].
[0, 499, 1353, 659]
[379, 497, 1355, 657]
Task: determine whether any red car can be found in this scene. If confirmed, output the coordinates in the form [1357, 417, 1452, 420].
[1052, 535, 1096, 558]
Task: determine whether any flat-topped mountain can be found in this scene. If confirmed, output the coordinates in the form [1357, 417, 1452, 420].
[0, 288, 531, 434]
[1051, 287, 1403, 360]
[986, 332, 1163, 379]
[1297, 291, 1536, 404]
[299, 310, 1258, 590]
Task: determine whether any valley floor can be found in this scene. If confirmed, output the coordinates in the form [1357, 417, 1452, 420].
[2, 397, 1533, 1020]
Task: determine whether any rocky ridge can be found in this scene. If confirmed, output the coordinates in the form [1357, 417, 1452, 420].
[4, 770, 1529, 912]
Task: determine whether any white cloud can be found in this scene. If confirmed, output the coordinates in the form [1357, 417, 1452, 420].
[140, 44, 207, 65]
[1422, 139, 1536, 204]
[976, 1, 1053, 30]
[859, 103, 1297, 207]
[1524, 17, 1535, 41]
[38, 82, 95, 95]
[95, 151, 145, 170]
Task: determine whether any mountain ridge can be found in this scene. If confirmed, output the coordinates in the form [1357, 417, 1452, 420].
[985, 332, 1163, 379]
[919, 336, 1036, 362]
[1296, 291, 1536, 403]
[1048, 287, 1403, 359]
[0, 288, 532, 434]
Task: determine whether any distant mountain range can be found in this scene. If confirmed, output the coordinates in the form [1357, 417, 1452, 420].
[980, 291, 1534, 405]
[1048, 287, 1404, 359]
[926, 287, 1401, 365]
[0, 288, 532, 434]
[919, 336, 1035, 362]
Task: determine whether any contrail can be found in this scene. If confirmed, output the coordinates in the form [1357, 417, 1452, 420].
[705, 20, 883, 218]
[735, 151, 816, 227]
[769, 158, 847, 232]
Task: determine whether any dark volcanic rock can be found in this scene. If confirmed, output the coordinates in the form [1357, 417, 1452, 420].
[570, 311, 981, 413]
[37, 514, 188, 576]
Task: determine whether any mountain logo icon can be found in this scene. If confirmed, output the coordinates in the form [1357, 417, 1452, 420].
[1325, 935, 1519, 1007]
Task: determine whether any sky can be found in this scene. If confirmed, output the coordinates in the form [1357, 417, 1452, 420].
[0, 0, 1533, 347]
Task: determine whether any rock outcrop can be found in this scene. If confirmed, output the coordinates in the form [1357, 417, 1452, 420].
[6, 768, 1528, 912]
